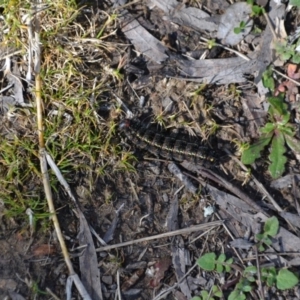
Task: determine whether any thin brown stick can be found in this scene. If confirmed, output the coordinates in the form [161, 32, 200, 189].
[96, 220, 224, 252]
[263, 11, 277, 39]
[35, 26, 75, 282]
[272, 68, 300, 87]
[255, 245, 265, 300]
[33, 3, 92, 299]
[243, 252, 300, 260]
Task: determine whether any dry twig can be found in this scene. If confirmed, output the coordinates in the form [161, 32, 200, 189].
[33, 3, 93, 299]
[96, 220, 224, 252]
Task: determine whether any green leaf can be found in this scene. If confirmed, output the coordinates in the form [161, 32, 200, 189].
[274, 41, 286, 52]
[280, 111, 291, 126]
[261, 268, 268, 277]
[285, 134, 300, 155]
[228, 290, 246, 300]
[256, 233, 264, 241]
[261, 122, 276, 134]
[200, 290, 209, 297]
[224, 258, 233, 272]
[216, 263, 223, 273]
[225, 265, 231, 272]
[275, 42, 296, 62]
[215, 254, 226, 272]
[258, 244, 265, 251]
[241, 135, 272, 164]
[264, 216, 279, 237]
[282, 52, 292, 61]
[268, 132, 287, 178]
[279, 124, 295, 136]
[247, 276, 256, 282]
[267, 275, 277, 287]
[262, 267, 277, 286]
[244, 266, 257, 274]
[262, 266, 276, 276]
[212, 285, 218, 293]
[212, 285, 222, 297]
[252, 5, 264, 15]
[262, 69, 275, 90]
[253, 26, 262, 34]
[234, 27, 242, 34]
[242, 285, 252, 292]
[236, 281, 244, 289]
[244, 266, 257, 281]
[292, 53, 300, 63]
[217, 254, 226, 262]
[263, 237, 273, 246]
[274, 42, 295, 62]
[276, 269, 299, 290]
[268, 95, 288, 117]
[197, 253, 216, 271]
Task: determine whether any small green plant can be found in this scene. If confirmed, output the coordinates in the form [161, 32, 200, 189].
[96, 13, 118, 39]
[251, 4, 265, 16]
[206, 39, 217, 49]
[191, 285, 222, 300]
[228, 265, 299, 299]
[154, 113, 167, 128]
[232, 140, 251, 161]
[261, 266, 277, 287]
[29, 280, 48, 297]
[195, 217, 298, 299]
[228, 83, 242, 100]
[197, 252, 233, 273]
[247, 0, 265, 16]
[275, 40, 300, 63]
[262, 67, 275, 91]
[248, 266, 298, 290]
[228, 277, 253, 300]
[241, 94, 300, 178]
[118, 151, 137, 172]
[256, 216, 279, 251]
[234, 21, 246, 34]
[252, 25, 262, 34]
[191, 84, 207, 97]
